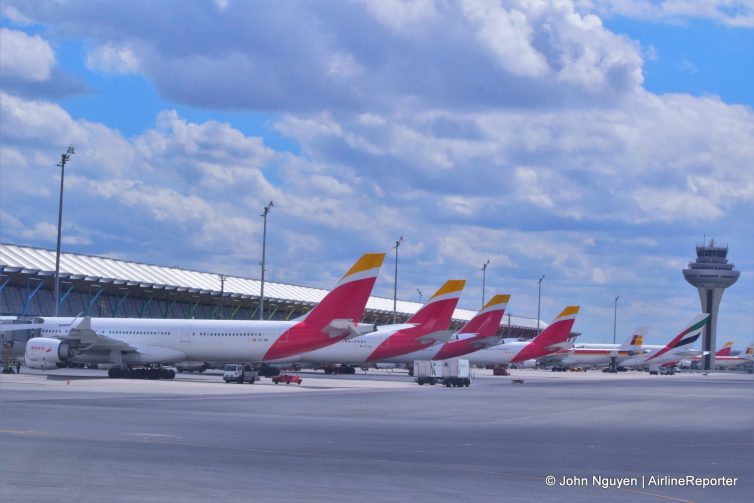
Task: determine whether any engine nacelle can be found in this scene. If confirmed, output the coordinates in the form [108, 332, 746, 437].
[25, 337, 72, 370]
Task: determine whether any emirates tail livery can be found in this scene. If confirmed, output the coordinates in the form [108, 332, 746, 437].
[22, 253, 385, 377]
[463, 306, 580, 366]
[376, 294, 511, 363]
[620, 314, 708, 369]
[269, 279, 466, 366]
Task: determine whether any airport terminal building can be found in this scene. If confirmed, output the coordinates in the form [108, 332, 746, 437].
[0, 243, 565, 340]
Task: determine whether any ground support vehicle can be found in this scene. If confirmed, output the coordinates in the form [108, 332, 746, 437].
[223, 364, 259, 384]
[414, 359, 471, 387]
[271, 373, 302, 385]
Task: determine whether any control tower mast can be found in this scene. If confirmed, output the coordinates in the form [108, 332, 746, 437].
[682, 239, 739, 370]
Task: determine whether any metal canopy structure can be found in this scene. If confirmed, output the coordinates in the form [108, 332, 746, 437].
[0, 243, 553, 338]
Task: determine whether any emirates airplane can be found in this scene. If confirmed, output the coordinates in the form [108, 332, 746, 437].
[463, 306, 580, 366]
[269, 279, 466, 366]
[619, 314, 709, 370]
[20, 253, 385, 378]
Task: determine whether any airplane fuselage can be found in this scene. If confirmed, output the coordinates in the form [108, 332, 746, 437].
[34, 317, 343, 363]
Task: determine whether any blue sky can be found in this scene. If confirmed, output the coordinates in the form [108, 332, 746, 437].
[1, 0, 752, 349]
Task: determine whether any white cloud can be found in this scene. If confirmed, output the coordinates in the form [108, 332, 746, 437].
[86, 43, 141, 74]
[576, 0, 754, 27]
[0, 28, 55, 81]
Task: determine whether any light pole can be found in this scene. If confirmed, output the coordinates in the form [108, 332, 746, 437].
[259, 201, 273, 321]
[536, 274, 545, 335]
[481, 259, 490, 308]
[613, 295, 620, 344]
[53, 146, 75, 316]
[392, 236, 403, 324]
[219, 275, 226, 319]
[417, 288, 423, 305]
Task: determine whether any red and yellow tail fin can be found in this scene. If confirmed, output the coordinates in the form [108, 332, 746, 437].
[300, 253, 385, 324]
[716, 341, 734, 357]
[457, 294, 510, 337]
[406, 280, 465, 330]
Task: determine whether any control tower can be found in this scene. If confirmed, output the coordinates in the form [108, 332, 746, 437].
[682, 239, 739, 370]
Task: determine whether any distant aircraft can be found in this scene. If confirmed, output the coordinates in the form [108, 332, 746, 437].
[20, 253, 385, 378]
[619, 314, 709, 370]
[460, 306, 580, 366]
[670, 341, 752, 369]
[373, 294, 510, 364]
[269, 280, 466, 366]
[547, 327, 648, 368]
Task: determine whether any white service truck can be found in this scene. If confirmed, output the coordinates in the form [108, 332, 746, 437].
[414, 359, 471, 387]
[223, 364, 259, 384]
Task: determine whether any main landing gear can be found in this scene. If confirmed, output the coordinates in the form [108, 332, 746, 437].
[107, 365, 176, 380]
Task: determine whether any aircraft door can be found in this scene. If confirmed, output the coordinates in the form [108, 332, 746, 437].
[180, 325, 191, 343]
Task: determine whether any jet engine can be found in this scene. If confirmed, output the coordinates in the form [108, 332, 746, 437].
[25, 337, 73, 369]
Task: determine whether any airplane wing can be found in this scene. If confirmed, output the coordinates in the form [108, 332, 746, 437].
[60, 317, 135, 353]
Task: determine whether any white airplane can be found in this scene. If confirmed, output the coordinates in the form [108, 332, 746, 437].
[548, 327, 647, 368]
[269, 280, 466, 366]
[17, 253, 385, 378]
[462, 306, 580, 366]
[713, 343, 754, 368]
[669, 341, 753, 369]
[374, 294, 510, 364]
[619, 314, 709, 370]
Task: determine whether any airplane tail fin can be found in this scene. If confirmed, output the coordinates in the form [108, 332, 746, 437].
[296, 253, 385, 325]
[406, 280, 465, 333]
[531, 306, 580, 349]
[457, 294, 510, 338]
[646, 313, 708, 361]
[618, 326, 649, 351]
[716, 341, 734, 357]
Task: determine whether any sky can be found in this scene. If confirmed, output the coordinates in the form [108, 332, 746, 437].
[1, 0, 752, 348]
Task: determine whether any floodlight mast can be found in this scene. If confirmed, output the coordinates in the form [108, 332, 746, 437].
[392, 236, 404, 324]
[481, 259, 490, 308]
[53, 146, 75, 316]
[536, 274, 545, 335]
[259, 201, 273, 320]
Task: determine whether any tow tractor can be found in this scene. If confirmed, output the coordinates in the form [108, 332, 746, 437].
[271, 373, 302, 385]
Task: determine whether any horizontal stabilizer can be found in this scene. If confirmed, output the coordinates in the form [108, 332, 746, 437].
[418, 330, 455, 345]
[547, 341, 574, 352]
[321, 319, 363, 339]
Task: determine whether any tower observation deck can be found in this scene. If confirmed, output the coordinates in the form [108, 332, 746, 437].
[682, 239, 739, 370]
